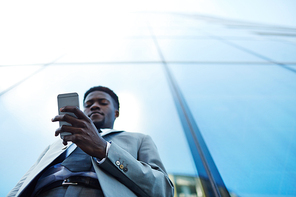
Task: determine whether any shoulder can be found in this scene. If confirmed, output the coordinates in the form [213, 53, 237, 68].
[105, 130, 147, 138]
[106, 131, 154, 149]
[117, 131, 146, 138]
[109, 130, 152, 142]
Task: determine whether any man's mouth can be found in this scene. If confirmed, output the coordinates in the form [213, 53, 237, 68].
[90, 112, 103, 117]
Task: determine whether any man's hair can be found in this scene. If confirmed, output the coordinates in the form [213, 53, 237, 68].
[83, 86, 120, 110]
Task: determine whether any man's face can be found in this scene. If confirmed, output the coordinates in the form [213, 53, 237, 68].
[84, 91, 119, 129]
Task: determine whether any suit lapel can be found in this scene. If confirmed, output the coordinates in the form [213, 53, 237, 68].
[17, 141, 72, 196]
[17, 131, 124, 196]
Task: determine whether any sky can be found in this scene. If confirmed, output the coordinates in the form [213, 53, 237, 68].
[1, 0, 296, 67]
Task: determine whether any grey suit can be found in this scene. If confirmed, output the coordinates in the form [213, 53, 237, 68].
[7, 130, 174, 197]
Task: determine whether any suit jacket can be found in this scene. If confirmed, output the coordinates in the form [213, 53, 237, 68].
[7, 130, 174, 197]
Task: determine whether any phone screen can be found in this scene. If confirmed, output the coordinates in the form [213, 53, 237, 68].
[57, 92, 79, 138]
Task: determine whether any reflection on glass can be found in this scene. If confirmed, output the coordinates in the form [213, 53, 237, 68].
[169, 174, 238, 197]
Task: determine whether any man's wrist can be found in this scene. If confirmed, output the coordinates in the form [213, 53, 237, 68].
[93, 141, 111, 164]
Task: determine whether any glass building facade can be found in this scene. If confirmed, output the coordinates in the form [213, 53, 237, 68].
[1, 11, 296, 197]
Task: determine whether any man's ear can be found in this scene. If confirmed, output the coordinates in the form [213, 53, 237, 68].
[115, 110, 119, 118]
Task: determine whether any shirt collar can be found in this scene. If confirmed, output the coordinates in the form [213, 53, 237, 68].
[100, 128, 118, 136]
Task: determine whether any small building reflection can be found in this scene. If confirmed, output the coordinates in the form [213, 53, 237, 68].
[169, 174, 238, 197]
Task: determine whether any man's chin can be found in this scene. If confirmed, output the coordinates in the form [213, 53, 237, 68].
[93, 121, 104, 129]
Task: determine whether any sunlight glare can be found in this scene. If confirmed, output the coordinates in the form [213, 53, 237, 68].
[113, 91, 141, 132]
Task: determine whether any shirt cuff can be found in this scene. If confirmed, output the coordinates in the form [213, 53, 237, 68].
[93, 141, 111, 165]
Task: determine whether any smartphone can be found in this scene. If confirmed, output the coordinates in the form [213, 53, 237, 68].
[57, 92, 80, 139]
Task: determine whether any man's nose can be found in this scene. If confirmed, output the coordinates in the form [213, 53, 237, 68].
[90, 102, 101, 110]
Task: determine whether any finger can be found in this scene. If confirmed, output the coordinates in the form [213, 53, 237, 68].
[51, 114, 69, 122]
[55, 125, 83, 136]
[60, 106, 89, 121]
[63, 139, 68, 146]
[52, 113, 82, 126]
[63, 134, 81, 143]
[55, 125, 71, 136]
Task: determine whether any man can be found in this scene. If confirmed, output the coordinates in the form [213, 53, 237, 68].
[7, 86, 174, 197]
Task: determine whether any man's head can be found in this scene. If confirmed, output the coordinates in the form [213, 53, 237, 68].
[83, 86, 120, 129]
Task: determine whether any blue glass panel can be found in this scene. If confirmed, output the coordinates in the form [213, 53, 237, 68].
[157, 38, 267, 62]
[202, 26, 260, 38]
[279, 37, 296, 45]
[229, 39, 296, 62]
[147, 14, 206, 29]
[0, 65, 43, 93]
[152, 26, 208, 37]
[286, 64, 296, 72]
[254, 34, 296, 44]
[169, 63, 296, 196]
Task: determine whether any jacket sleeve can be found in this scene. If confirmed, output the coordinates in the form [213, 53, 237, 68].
[98, 134, 174, 197]
[6, 145, 50, 197]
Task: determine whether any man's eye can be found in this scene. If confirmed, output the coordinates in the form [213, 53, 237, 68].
[100, 100, 109, 105]
[85, 103, 92, 107]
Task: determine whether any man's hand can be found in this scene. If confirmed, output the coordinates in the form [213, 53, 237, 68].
[52, 106, 107, 160]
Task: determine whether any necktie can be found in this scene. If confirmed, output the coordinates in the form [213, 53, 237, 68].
[61, 147, 92, 172]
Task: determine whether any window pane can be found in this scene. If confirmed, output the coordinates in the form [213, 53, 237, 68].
[0, 65, 42, 92]
[229, 39, 296, 62]
[157, 38, 267, 62]
[169, 63, 296, 196]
